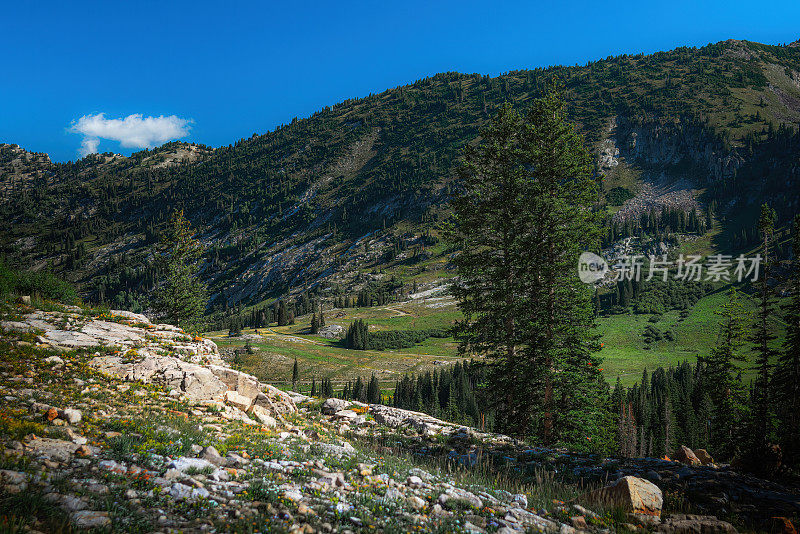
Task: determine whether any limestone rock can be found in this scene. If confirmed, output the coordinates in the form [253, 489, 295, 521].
[60, 408, 82, 425]
[91, 354, 227, 401]
[199, 445, 225, 466]
[581, 476, 663, 521]
[225, 390, 253, 411]
[250, 404, 277, 427]
[210, 365, 262, 400]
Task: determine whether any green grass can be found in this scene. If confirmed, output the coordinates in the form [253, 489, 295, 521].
[596, 287, 786, 386]
[209, 279, 787, 390]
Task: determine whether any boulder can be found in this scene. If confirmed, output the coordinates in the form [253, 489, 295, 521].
[60, 408, 82, 425]
[224, 390, 253, 411]
[167, 457, 215, 473]
[321, 398, 349, 415]
[581, 476, 663, 521]
[210, 366, 262, 400]
[71, 510, 111, 529]
[693, 448, 714, 465]
[317, 324, 344, 339]
[199, 446, 225, 466]
[674, 445, 702, 466]
[250, 404, 277, 427]
[254, 384, 297, 415]
[109, 310, 151, 324]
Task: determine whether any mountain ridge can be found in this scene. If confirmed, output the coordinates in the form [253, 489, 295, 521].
[2, 37, 800, 316]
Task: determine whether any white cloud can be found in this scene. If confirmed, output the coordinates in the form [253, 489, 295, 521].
[69, 113, 192, 157]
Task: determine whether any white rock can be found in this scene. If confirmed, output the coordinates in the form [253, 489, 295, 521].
[167, 457, 215, 472]
[60, 408, 82, 425]
[250, 404, 277, 427]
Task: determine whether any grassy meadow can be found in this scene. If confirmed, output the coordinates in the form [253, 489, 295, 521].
[208, 281, 786, 391]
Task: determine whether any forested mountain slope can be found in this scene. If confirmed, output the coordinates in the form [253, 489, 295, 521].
[2, 38, 800, 315]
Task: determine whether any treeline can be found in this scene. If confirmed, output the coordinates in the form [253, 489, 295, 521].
[603, 206, 710, 246]
[331, 278, 404, 308]
[603, 278, 713, 314]
[611, 363, 712, 459]
[214, 291, 327, 333]
[611, 208, 800, 472]
[392, 361, 484, 427]
[344, 319, 448, 350]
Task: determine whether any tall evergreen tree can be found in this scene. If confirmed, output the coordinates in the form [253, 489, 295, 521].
[153, 210, 208, 329]
[367, 374, 380, 404]
[292, 357, 299, 388]
[277, 300, 289, 326]
[776, 214, 800, 466]
[706, 288, 750, 460]
[748, 203, 777, 456]
[450, 90, 610, 451]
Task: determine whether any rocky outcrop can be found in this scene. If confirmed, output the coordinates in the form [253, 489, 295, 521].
[316, 324, 343, 339]
[3, 306, 296, 421]
[615, 116, 744, 182]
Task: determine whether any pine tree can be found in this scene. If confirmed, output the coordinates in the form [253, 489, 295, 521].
[450, 89, 610, 451]
[449, 103, 529, 432]
[367, 374, 380, 404]
[153, 210, 208, 330]
[707, 288, 750, 460]
[748, 203, 778, 458]
[292, 357, 299, 388]
[776, 214, 800, 466]
[311, 378, 317, 397]
[277, 301, 289, 326]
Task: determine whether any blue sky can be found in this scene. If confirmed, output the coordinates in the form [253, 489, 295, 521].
[1, 1, 799, 162]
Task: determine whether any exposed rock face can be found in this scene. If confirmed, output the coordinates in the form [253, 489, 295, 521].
[91, 354, 228, 400]
[581, 476, 663, 521]
[615, 116, 744, 182]
[694, 448, 715, 466]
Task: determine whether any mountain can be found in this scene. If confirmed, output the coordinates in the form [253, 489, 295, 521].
[2, 38, 800, 316]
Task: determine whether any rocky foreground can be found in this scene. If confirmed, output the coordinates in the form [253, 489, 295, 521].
[0, 301, 797, 533]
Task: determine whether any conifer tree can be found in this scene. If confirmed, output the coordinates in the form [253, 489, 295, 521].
[706, 288, 750, 459]
[292, 357, 299, 388]
[776, 214, 800, 466]
[153, 210, 208, 329]
[277, 300, 289, 326]
[367, 374, 380, 404]
[450, 89, 610, 451]
[748, 203, 777, 457]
